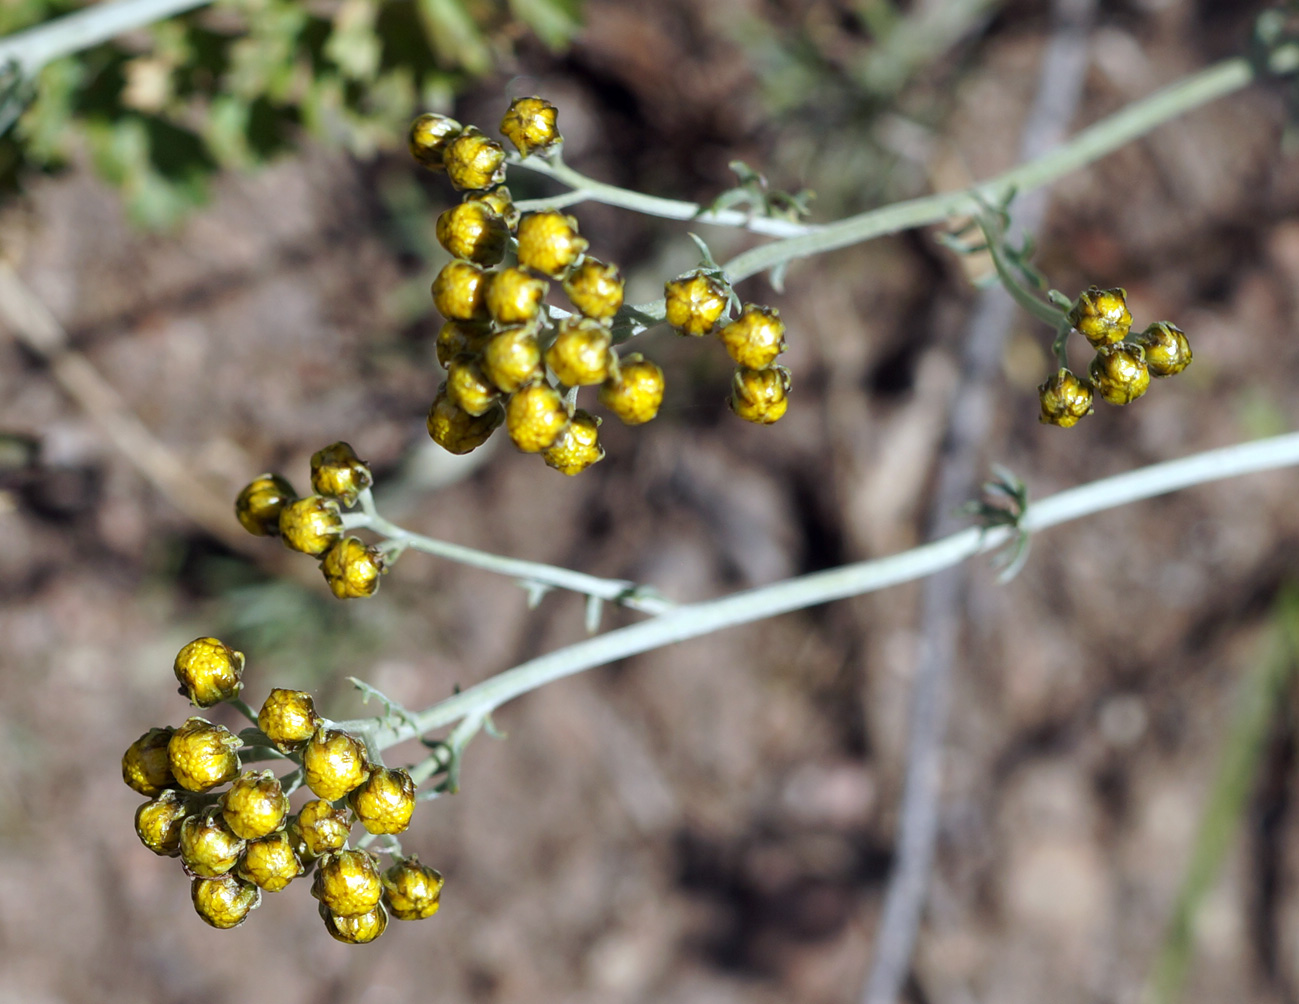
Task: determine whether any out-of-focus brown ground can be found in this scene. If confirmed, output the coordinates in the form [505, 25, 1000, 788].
[2, 1, 1299, 1002]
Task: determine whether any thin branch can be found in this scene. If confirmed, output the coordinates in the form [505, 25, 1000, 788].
[979, 215, 1068, 328]
[720, 56, 1267, 287]
[0, 261, 251, 553]
[508, 156, 819, 239]
[862, 0, 1096, 1000]
[339, 431, 1299, 748]
[344, 489, 675, 616]
[607, 47, 1292, 339]
[0, 0, 216, 78]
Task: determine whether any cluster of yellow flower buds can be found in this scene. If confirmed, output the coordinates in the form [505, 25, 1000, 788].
[234, 442, 386, 599]
[124, 637, 441, 942]
[664, 273, 791, 424]
[413, 98, 670, 474]
[1038, 286, 1192, 428]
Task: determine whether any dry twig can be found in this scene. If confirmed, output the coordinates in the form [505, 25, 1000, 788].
[0, 260, 252, 553]
[861, 1, 1099, 1000]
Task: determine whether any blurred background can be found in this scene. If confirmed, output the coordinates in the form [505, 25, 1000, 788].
[2, 0, 1299, 1002]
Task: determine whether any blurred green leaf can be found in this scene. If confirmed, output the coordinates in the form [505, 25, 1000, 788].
[203, 92, 252, 168]
[226, 0, 309, 102]
[0, 0, 78, 35]
[509, 0, 582, 51]
[15, 58, 79, 158]
[85, 114, 146, 186]
[326, 0, 382, 81]
[1, 0, 588, 228]
[417, 0, 492, 75]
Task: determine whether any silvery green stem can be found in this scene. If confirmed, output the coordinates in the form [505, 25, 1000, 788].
[722, 57, 1265, 286]
[0, 0, 215, 78]
[343, 489, 674, 616]
[510, 156, 819, 239]
[611, 54, 1286, 335]
[350, 432, 1299, 749]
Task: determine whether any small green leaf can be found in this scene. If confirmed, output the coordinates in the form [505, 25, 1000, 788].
[686, 232, 720, 269]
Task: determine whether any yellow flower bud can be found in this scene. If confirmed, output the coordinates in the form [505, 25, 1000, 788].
[320, 536, 384, 600]
[321, 901, 388, 943]
[234, 473, 296, 536]
[599, 354, 664, 426]
[302, 727, 370, 802]
[545, 317, 613, 387]
[443, 126, 507, 191]
[237, 831, 303, 892]
[312, 848, 383, 917]
[1037, 368, 1094, 428]
[291, 799, 352, 859]
[718, 304, 786, 369]
[122, 726, 176, 796]
[500, 96, 561, 157]
[563, 257, 624, 320]
[134, 789, 192, 856]
[279, 496, 344, 556]
[173, 636, 245, 708]
[432, 260, 489, 322]
[1132, 321, 1192, 377]
[310, 441, 372, 508]
[348, 766, 417, 835]
[1089, 343, 1150, 404]
[465, 185, 519, 231]
[382, 856, 444, 921]
[516, 211, 588, 278]
[220, 769, 289, 841]
[192, 873, 261, 929]
[485, 266, 548, 326]
[408, 113, 462, 171]
[168, 717, 241, 793]
[729, 366, 790, 424]
[436, 200, 509, 265]
[543, 409, 604, 475]
[665, 272, 728, 336]
[446, 353, 503, 416]
[179, 805, 245, 877]
[257, 688, 320, 753]
[482, 324, 543, 393]
[1068, 286, 1132, 347]
[427, 382, 503, 455]
[506, 382, 569, 453]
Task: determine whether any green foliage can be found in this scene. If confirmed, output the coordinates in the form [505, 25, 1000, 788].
[0, 0, 584, 228]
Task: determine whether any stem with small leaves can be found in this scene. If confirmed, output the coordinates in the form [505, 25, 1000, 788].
[510, 154, 819, 239]
[336, 431, 1299, 754]
[340, 489, 675, 617]
[597, 50, 1295, 340]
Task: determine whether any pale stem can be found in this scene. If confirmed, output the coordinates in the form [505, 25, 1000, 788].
[609, 53, 1285, 334]
[229, 698, 258, 725]
[347, 431, 1299, 750]
[342, 489, 675, 616]
[980, 218, 1067, 329]
[0, 0, 216, 78]
[510, 156, 819, 239]
[720, 56, 1263, 286]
